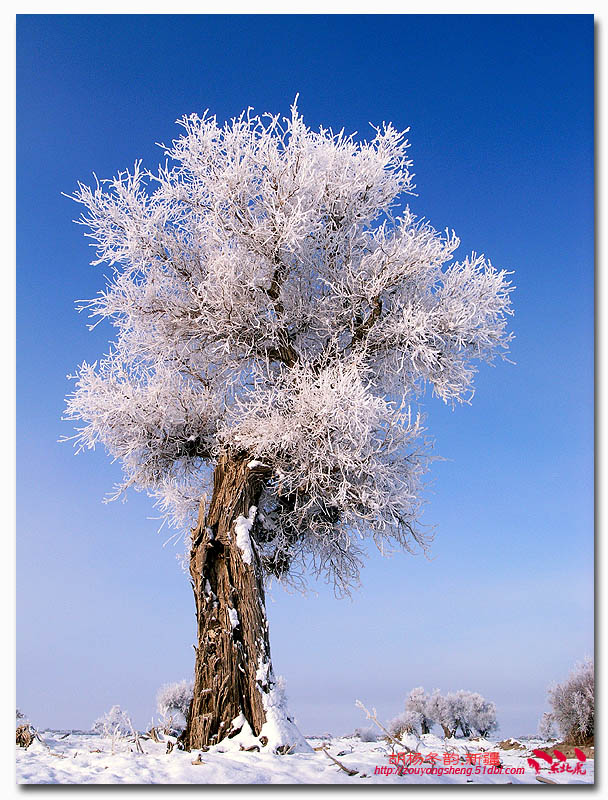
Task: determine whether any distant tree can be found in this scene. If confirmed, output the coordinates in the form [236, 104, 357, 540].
[65, 101, 513, 749]
[547, 658, 594, 745]
[405, 686, 434, 734]
[464, 692, 498, 737]
[425, 689, 497, 738]
[537, 711, 558, 741]
[449, 691, 476, 737]
[427, 688, 455, 738]
[389, 709, 424, 739]
[354, 725, 378, 742]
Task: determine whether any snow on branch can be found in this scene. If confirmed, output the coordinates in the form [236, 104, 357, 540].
[65, 100, 514, 591]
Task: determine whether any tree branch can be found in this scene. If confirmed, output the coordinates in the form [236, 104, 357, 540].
[351, 296, 382, 347]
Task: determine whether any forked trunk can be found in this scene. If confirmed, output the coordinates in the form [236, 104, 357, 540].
[180, 454, 273, 750]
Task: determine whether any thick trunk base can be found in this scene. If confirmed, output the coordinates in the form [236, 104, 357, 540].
[181, 455, 273, 751]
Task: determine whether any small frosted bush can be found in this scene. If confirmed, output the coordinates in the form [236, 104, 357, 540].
[92, 704, 134, 754]
[156, 679, 193, 733]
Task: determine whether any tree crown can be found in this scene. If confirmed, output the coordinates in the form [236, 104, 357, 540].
[65, 101, 513, 592]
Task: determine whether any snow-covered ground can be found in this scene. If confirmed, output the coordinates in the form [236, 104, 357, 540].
[16, 730, 594, 785]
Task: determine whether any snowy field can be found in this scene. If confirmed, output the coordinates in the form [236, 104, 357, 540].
[16, 730, 593, 785]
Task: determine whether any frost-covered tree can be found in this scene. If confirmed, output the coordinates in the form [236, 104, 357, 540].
[64, 101, 513, 750]
[354, 725, 379, 743]
[449, 691, 477, 737]
[388, 709, 423, 739]
[465, 692, 498, 737]
[547, 658, 594, 745]
[427, 688, 454, 737]
[405, 686, 434, 734]
[537, 711, 557, 741]
[426, 689, 497, 738]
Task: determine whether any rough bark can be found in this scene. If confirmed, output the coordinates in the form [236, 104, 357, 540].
[180, 453, 273, 750]
[16, 724, 34, 748]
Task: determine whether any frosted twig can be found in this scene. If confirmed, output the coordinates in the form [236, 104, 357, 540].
[355, 700, 413, 753]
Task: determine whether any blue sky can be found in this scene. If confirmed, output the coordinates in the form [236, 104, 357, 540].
[17, 14, 593, 737]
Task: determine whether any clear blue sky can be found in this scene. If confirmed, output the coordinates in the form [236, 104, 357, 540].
[17, 14, 593, 737]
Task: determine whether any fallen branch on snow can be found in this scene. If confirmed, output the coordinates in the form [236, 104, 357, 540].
[322, 749, 359, 776]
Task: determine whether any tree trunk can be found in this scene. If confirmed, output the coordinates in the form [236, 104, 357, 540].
[180, 453, 274, 750]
